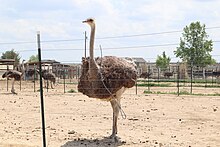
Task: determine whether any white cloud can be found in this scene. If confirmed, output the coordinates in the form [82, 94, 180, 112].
[0, 0, 220, 62]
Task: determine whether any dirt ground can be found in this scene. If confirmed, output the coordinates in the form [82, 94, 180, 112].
[0, 80, 220, 147]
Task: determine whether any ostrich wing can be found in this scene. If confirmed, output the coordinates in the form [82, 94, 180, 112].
[2, 70, 22, 80]
[97, 56, 137, 88]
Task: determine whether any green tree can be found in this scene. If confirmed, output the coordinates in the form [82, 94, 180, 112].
[1, 49, 21, 66]
[28, 54, 39, 62]
[174, 21, 215, 67]
[156, 51, 171, 70]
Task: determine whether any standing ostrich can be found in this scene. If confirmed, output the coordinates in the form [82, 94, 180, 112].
[140, 72, 152, 79]
[164, 71, 174, 79]
[2, 70, 22, 94]
[213, 71, 220, 77]
[27, 69, 56, 88]
[26, 68, 36, 78]
[78, 18, 137, 139]
[37, 69, 56, 89]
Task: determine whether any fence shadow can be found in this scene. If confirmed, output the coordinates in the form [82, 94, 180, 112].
[61, 136, 126, 147]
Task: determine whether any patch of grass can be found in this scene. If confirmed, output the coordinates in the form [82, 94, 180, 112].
[137, 83, 171, 87]
[204, 85, 220, 88]
[143, 90, 220, 96]
[138, 79, 219, 84]
[137, 81, 220, 88]
[209, 93, 220, 96]
[67, 89, 77, 93]
[178, 90, 190, 95]
[143, 90, 153, 94]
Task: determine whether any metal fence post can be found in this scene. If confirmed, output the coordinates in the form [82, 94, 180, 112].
[177, 64, 180, 96]
[6, 65, 9, 91]
[37, 32, 47, 147]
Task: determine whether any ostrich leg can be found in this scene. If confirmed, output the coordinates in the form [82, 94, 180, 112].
[110, 98, 120, 138]
[11, 78, 17, 94]
[51, 81, 54, 89]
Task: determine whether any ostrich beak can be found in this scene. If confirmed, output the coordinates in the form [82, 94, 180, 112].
[82, 20, 87, 23]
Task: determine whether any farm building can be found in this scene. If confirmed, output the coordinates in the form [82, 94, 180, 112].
[24, 59, 78, 80]
[131, 57, 147, 75]
[0, 59, 15, 79]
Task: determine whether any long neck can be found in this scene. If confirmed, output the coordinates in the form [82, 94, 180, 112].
[88, 23, 99, 79]
[89, 24, 95, 60]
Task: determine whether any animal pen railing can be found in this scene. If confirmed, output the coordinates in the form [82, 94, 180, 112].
[1, 27, 220, 146]
[136, 65, 220, 96]
[1, 65, 220, 96]
[1, 65, 220, 147]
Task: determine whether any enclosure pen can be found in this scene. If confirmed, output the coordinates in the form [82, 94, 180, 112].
[1, 24, 220, 146]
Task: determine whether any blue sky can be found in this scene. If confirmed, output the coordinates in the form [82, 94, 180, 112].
[0, 0, 220, 63]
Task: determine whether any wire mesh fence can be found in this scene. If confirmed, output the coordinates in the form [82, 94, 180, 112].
[1, 60, 220, 147]
[1, 64, 220, 96]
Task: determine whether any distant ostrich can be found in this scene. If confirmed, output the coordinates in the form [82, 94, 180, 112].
[26, 68, 56, 88]
[26, 68, 35, 78]
[2, 70, 22, 94]
[78, 18, 137, 140]
[164, 71, 174, 79]
[213, 71, 220, 77]
[37, 69, 56, 89]
[139, 72, 152, 79]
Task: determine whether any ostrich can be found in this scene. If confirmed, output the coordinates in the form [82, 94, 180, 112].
[37, 69, 56, 89]
[213, 71, 220, 77]
[2, 70, 22, 94]
[164, 71, 174, 79]
[26, 68, 56, 88]
[139, 72, 152, 79]
[26, 68, 36, 78]
[78, 18, 137, 140]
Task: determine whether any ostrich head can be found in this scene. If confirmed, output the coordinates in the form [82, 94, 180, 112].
[82, 18, 96, 63]
[82, 18, 95, 27]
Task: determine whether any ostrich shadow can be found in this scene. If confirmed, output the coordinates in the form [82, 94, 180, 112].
[61, 136, 126, 147]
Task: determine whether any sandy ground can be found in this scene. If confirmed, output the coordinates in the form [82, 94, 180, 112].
[0, 80, 220, 147]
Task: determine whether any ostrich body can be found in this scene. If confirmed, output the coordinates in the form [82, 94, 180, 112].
[37, 69, 56, 89]
[140, 72, 152, 79]
[164, 71, 174, 78]
[2, 70, 22, 94]
[26, 68, 35, 78]
[78, 18, 137, 139]
[213, 71, 220, 77]
[42, 70, 56, 89]
[27, 69, 56, 88]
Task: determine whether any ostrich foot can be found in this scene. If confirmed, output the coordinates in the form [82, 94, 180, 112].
[109, 134, 119, 142]
[11, 89, 17, 95]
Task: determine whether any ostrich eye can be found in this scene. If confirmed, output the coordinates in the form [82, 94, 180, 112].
[88, 19, 93, 22]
